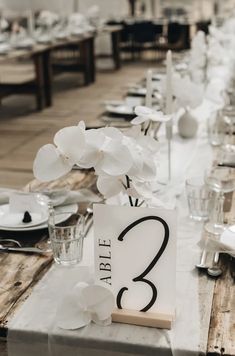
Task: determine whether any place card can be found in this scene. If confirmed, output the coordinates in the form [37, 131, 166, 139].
[94, 204, 177, 328]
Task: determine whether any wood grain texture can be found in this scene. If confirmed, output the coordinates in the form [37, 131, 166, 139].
[207, 171, 235, 356]
[0, 171, 97, 338]
[207, 254, 235, 356]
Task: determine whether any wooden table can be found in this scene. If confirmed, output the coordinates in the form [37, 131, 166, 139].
[51, 33, 96, 86]
[0, 166, 234, 355]
[0, 45, 50, 111]
[0, 34, 96, 111]
[98, 25, 123, 70]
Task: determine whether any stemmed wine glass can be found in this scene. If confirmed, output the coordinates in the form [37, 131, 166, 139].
[204, 166, 235, 236]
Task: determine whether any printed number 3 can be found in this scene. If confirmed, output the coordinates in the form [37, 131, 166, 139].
[116, 216, 169, 312]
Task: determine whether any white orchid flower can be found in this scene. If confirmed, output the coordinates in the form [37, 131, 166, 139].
[126, 180, 154, 200]
[132, 106, 172, 125]
[123, 129, 159, 179]
[79, 127, 133, 176]
[56, 283, 115, 330]
[33, 125, 85, 182]
[97, 175, 125, 198]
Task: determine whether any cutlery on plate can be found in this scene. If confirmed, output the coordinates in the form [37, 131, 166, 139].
[196, 249, 208, 269]
[0, 239, 21, 247]
[0, 244, 50, 254]
[83, 206, 93, 237]
[218, 163, 235, 169]
[207, 252, 223, 277]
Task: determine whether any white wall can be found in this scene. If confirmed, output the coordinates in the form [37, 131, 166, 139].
[0, 0, 129, 18]
[0, 0, 231, 20]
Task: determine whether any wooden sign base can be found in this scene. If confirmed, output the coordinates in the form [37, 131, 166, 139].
[112, 308, 174, 330]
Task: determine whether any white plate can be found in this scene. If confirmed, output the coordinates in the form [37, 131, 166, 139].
[0, 204, 48, 228]
[0, 203, 78, 232]
[106, 104, 134, 115]
[0, 43, 11, 54]
[103, 100, 124, 106]
[36, 35, 53, 44]
[14, 39, 35, 49]
[128, 87, 147, 96]
[152, 73, 165, 81]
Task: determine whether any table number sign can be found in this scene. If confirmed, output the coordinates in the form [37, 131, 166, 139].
[94, 204, 177, 329]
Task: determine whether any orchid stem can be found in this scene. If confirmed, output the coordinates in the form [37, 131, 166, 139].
[144, 121, 151, 136]
[138, 200, 145, 207]
[125, 175, 133, 207]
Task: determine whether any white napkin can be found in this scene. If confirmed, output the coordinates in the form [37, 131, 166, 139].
[199, 226, 235, 256]
[0, 188, 102, 207]
[55, 282, 115, 330]
[0, 192, 48, 228]
[37, 10, 59, 27]
[68, 13, 94, 33]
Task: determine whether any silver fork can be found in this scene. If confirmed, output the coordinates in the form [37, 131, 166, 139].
[0, 244, 50, 254]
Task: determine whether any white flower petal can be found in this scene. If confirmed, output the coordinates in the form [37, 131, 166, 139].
[127, 181, 153, 199]
[137, 136, 160, 152]
[149, 112, 172, 122]
[56, 293, 91, 330]
[101, 127, 123, 140]
[82, 285, 115, 321]
[78, 129, 104, 168]
[54, 126, 85, 163]
[78, 120, 86, 130]
[33, 144, 72, 182]
[142, 160, 157, 180]
[78, 150, 101, 168]
[131, 116, 148, 125]
[97, 142, 133, 176]
[97, 175, 123, 198]
[134, 106, 152, 116]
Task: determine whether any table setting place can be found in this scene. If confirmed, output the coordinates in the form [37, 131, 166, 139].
[0, 185, 102, 255]
[0, 5, 105, 55]
[2, 14, 235, 356]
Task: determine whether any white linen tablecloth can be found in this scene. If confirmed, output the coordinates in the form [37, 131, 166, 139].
[7, 130, 213, 356]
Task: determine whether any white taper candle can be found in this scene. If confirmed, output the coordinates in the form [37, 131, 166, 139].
[165, 50, 173, 181]
[27, 10, 34, 38]
[166, 50, 173, 115]
[145, 69, 153, 108]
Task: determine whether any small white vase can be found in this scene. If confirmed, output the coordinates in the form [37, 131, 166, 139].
[178, 109, 198, 139]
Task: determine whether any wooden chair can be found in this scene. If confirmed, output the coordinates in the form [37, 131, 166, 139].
[0, 59, 45, 111]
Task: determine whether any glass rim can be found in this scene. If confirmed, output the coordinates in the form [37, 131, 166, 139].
[185, 177, 206, 187]
[49, 212, 84, 229]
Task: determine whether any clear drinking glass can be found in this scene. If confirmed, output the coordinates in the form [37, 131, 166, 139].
[204, 167, 235, 235]
[207, 111, 226, 147]
[186, 177, 213, 221]
[48, 211, 85, 266]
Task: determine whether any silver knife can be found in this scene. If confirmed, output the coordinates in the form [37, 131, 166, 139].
[0, 245, 49, 254]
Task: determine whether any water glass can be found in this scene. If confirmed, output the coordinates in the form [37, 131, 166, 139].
[207, 111, 226, 147]
[48, 211, 85, 266]
[186, 177, 212, 222]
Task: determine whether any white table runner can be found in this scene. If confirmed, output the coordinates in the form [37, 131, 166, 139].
[7, 131, 213, 356]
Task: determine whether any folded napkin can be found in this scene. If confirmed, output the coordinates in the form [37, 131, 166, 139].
[55, 282, 115, 329]
[37, 10, 59, 27]
[68, 13, 94, 33]
[0, 188, 102, 207]
[199, 226, 235, 257]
